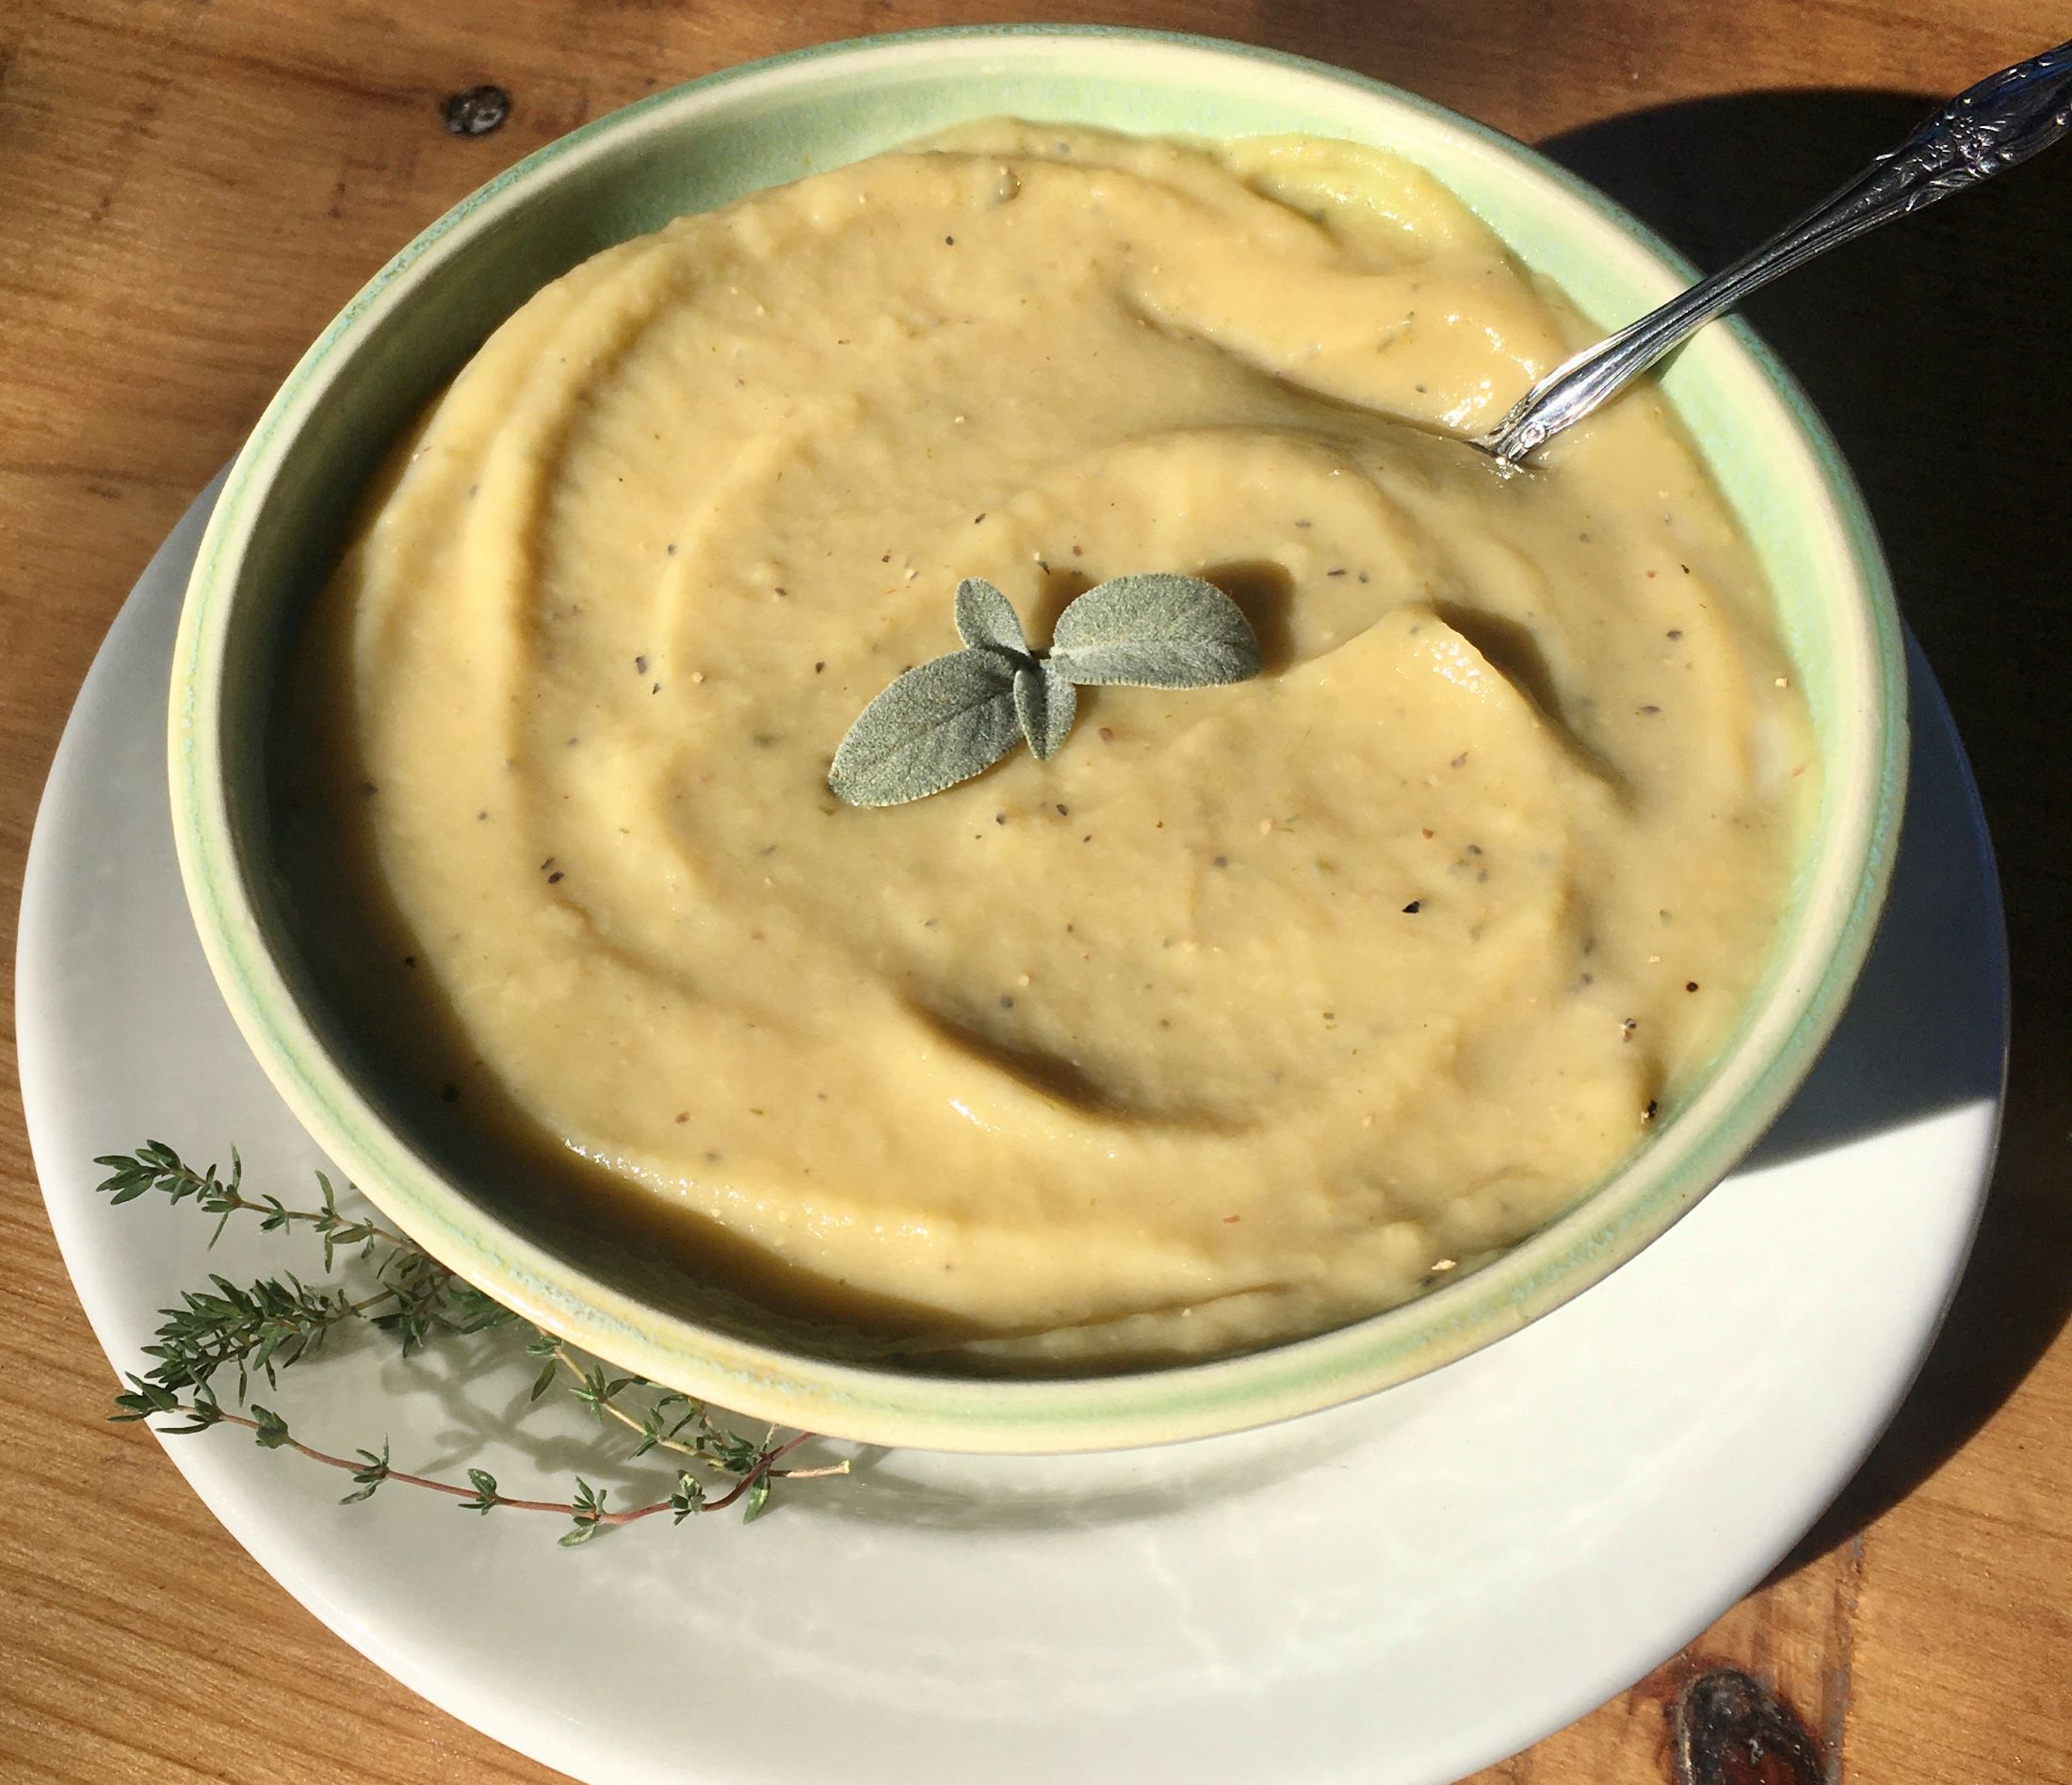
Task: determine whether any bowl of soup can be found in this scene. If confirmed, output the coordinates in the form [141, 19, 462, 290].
[169, 26, 1904, 1452]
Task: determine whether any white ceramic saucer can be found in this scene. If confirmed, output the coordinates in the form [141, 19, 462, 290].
[18, 481, 2005, 1784]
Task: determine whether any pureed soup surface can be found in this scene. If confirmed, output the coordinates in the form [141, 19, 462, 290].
[284, 123, 1815, 1365]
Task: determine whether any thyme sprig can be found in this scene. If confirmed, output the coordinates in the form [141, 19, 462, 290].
[97, 1143, 845, 1542]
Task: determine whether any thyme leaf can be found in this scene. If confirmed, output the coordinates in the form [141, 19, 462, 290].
[94, 1143, 848, 1543]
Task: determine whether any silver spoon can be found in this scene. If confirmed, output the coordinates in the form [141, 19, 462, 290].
[1477, 38, 2072, 466]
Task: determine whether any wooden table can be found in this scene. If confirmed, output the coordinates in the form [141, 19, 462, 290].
[2, 3, 2065, 1778]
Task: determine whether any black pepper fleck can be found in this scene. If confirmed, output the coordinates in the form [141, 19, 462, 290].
[1402, 900, 1421, 914]
[547, 870, 564, 884]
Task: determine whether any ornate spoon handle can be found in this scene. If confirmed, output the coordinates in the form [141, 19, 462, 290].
[1477, 38, 2072, 465]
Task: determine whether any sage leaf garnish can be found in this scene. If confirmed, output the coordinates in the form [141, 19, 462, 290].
[827, 647, 1022, 806]
[954, 576, 1028, 657]
[1044, 572, 1262, 687]
[1013, 660, 1076, 759]
[828, 570, 1260, 806]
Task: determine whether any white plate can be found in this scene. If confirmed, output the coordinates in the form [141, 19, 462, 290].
[18, 480, 2006, 1785]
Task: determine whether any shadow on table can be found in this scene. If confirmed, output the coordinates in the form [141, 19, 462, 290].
[1529, 89, 2072, 1570]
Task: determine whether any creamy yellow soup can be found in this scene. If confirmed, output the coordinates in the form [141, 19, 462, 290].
[283, 124, 1813, 1365]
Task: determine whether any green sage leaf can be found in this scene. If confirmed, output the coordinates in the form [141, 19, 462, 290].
[828, 647, 1022, 806]
[1046, 573, 1262, 688]
[1012, 660, 1077, 760]
[953, 576, 1028, 657]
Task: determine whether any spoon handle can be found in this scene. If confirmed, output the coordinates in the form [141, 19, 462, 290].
[1478, 38, 2072, 465]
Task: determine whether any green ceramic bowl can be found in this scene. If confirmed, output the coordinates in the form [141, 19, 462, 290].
[170, 26, 1905, 1453]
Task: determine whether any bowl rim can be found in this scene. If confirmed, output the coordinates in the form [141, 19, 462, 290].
[169, 23, 1908, 1454]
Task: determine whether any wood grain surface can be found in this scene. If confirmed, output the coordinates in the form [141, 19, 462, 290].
[2, 3, 2066, 1779]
